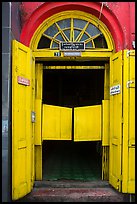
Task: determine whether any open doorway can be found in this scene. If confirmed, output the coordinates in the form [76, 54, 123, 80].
[42, 140, 102, 181]
[41, 64, 105, 181]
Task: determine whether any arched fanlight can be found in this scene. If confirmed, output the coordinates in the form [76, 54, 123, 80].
[37, 18, 108, 49]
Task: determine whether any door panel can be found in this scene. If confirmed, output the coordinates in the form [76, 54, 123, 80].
[122, 50, 135, 193]
[128, 51, 135, 193]
[109, 50, 123, 191]
[74, 105, 102, 141]
[30, 52, 35, 188]
[12, 40, 35, 200]
[42, 104, 72, 140]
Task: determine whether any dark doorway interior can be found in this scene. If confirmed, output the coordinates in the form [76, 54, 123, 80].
[42, 140, 102, 181]
[42, 66, 104, 181]
[43, 69, 104, 107]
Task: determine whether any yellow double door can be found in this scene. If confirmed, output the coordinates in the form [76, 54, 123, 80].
[42, 104, 102, 141]
[12, 40, 135, 201]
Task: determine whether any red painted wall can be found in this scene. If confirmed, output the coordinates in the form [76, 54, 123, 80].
[19, 2, 135, 51]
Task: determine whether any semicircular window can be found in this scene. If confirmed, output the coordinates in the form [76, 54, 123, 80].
[37, 18, 108, 49]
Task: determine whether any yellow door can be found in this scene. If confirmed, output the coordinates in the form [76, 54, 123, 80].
[109, 50, 123, 191]
[12, 40, 35, 200]
[74, 105, 102, 141]
[42, 104, 72, 140]
[122, 50, 135, 193]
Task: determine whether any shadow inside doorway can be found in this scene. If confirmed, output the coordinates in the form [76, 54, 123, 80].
[42, 140, 102, 181]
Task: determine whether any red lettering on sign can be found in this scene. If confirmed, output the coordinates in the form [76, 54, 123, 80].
[17, 76, 30, 86]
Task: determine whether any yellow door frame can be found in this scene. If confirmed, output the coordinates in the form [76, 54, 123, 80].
[34, 63, 43, 180]
[34, 62, 110, 181]
[30, 10, 114, 185]
[33, 50, 135, 195]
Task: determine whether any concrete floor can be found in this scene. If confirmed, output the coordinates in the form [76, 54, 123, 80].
[15, 141, 135, 202]
[16, 180, 128, 202]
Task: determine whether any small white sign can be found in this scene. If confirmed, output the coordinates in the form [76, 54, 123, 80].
[64, 52, 81, 57]
[60, 42, 85, 51]
[110, 84, 121, 95]
[17, 76, 30, 86]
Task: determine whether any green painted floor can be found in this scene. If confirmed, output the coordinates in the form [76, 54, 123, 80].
[42, 141, 102, 181]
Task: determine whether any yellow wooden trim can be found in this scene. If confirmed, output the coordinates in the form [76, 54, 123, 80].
[70, 18, 73, 42]
[122, 50, 129, 193]
[30, 10, 115, 51]
[35, 63, 43, 145]
[55, 22, 69, 42]
[35, 145, 42, 180]
[102, 146, 109, 180]
[35, 99, 42, 145]
[85, 33, 100, 43]
[44, 65, 105, 69]
[75, 21, 89, 42]
[102, 100, 110, 146]
[104, 63, 110, 99]
[33, 50, 112, 61]
[35, 63, 43, 99]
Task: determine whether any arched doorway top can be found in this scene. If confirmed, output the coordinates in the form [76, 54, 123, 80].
[30, 10, 114, 51]
[20, 2, 124, 52]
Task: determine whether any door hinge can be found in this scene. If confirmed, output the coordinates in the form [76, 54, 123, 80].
[117, 176, 122, 190]
[122, 58, 124, 67]
[128, 144, 135, 148]
[126, 50, 135, 57]
[121, 117, 124, 124]
[120, 174, 123, 181]
[31, 111, 36, 123]
[126, 80, 135, 88]
[126, 50, 131, 57]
